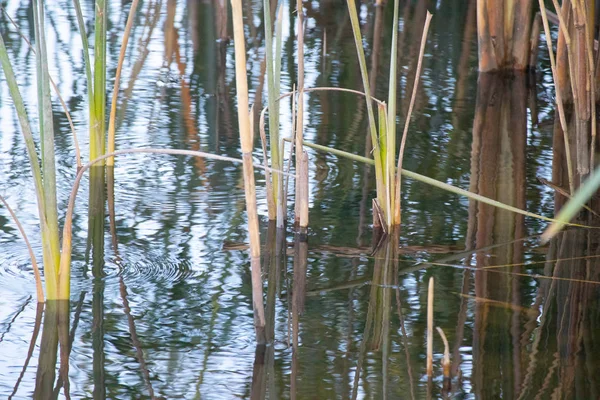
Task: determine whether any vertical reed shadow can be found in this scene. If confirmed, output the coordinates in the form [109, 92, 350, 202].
[290, 230, 308, 400]
[468, 72, 527, 398]
[519, 229, 600, 399]
[87, 165, 106, 399]
[33, 300, 70, 399]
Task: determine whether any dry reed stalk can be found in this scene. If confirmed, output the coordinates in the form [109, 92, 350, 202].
[299, 151, 309, 230]
[529, 13, 542, 68]
[539, 0, 575, 194]
[436, 326, 451, 391]
[476, 0, 496, 71]
[0, 195, 43, 302]
[220, 0, 267, 342]
[512, 0, 535, 69]
[394, 12, 432, 226]
[579, 0, 596, 168]
[107, 0, 139, 166]
[477, 0, 534, 71]
[294, 0, 307, 229]
[281, 85, 297, 228]
[570, 0, 591, 177]
[427, 277, 434, 377]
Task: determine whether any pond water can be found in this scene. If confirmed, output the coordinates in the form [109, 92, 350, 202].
[1, 0, 599, 399]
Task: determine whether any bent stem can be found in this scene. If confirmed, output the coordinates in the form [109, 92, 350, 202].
[59, 148, 284, 300]
[0, 195, 44, 302]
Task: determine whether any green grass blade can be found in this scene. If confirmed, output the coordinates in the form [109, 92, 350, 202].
[541, 168, 600, 242]
[287, 139, 594, 229]
[33, 0, 61, 298]
[264, 0, 280, 209]
[387, 0, 400, 222]
[91, 0, 107, 162]
[72, 0, 94, 107]
[346, 0, 388, 222]
[378, 103, 390, 226]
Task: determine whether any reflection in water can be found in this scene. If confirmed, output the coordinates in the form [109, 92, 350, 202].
[468, 72, 527, 398]
[1, 1, 600, 399]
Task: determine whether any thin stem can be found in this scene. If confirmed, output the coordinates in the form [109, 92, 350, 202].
[107, 0, 140, 166]
[394, 12, 432, 226]
[539, 0, 575, 194]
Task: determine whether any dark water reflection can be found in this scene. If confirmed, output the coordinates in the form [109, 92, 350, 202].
[0, 0, 598, 398]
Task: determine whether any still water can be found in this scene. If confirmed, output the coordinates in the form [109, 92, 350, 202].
[0, 0, 598, 398]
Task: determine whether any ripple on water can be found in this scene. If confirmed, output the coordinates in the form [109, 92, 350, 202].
[117, 256, 195, 286]
[0, 244, 42, 297]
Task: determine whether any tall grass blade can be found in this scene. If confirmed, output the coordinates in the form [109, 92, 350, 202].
[73, 0, 94, 102]
[387, 0, 400, 226]
[0, 6, 82, 168]
[0, 21, 58, 297]
[346, 0, 385, 213]
[541, 166, 600, 243]
[33, 0, 62, 299]
[91, 0, 107, 163]
[264, 0, 281, 213]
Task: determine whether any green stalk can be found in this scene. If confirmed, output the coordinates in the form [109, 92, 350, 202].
[91, 0, 107, 163]
[264, 0, 281, 212]
[378, 103, 390, 226]
[387, 0, 400, 226]
[73, 0, 94, 107]
[347, 0, 387, 226]
[33, 0, 61, 299]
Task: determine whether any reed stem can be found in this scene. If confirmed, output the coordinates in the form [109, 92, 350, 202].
[230, 0, 266, 342]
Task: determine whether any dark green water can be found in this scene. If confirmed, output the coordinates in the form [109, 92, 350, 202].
[1, 0, 599, 399]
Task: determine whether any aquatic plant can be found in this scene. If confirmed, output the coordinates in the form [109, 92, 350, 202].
[230, 0, 267, 342]
[346, 0, 432, 232]
[0, 1, 62, 299]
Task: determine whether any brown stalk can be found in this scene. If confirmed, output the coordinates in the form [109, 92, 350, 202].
[577, 0, 596, 168]
[529, 13, 542, 68]
[394, 11, 432, 226]
[295, 0, 308, 229]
